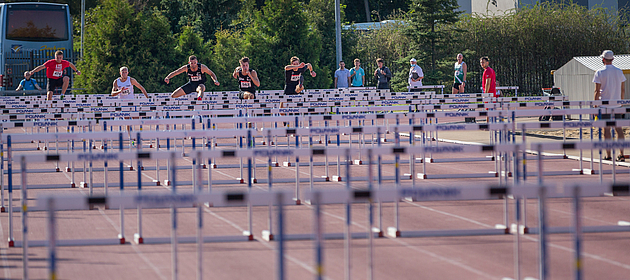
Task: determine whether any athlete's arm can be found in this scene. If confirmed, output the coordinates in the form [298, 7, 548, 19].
[68, 62, 81, 75]
[111, 80, 122, 96]
[131, 78, 150, 98]
[164, 65, 187, 84]
[27, 64, 46, 77]
[334, 77, 338, 88]
[233, 67, 241, 79]
[16, 81, 23, 91]
[202, 65, 220, 86]
[484, 78, 492, 93]
[593, 83, 601, 101]
[462, 62, 467, 83]
[305, 63, 316, 77]
[285, 63, 305, 71]
[34, 81, 42, 90]
[249, 70, 260, 87]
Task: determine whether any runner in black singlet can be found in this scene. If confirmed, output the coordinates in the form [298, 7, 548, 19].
[164, 55, 220, 100]
[232, 57, 260, 99]
[284, 56, 316, 95]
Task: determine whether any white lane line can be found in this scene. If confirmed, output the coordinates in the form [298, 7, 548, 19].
[312, 204, 498, 279]
[96, 207, 168, 280]
[201, 206, 321, 278]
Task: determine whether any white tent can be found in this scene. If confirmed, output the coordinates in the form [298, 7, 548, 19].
[554, 54, 630, 102]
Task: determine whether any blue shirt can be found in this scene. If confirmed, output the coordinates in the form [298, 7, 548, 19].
[349, 67, 365, 87]
[19, 78, 39, 90]
[334, 68, 350, 88]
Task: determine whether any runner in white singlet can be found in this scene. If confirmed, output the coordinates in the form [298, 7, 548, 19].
[111, 66, 149, 99]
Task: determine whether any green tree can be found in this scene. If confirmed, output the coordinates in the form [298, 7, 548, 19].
[241, 0, 328, 90]
[76, 0, 178, 93]
[405, 0, 461, 77]
[158, 0, 242, 41]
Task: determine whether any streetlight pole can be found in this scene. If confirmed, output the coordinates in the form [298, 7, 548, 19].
[335, 0, 342, 66]
[81, 0, 85, 59]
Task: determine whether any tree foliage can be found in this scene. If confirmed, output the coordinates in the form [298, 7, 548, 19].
[75, 0, 178, 93]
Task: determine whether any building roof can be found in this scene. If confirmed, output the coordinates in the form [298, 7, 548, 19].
[343, 20, 406, 31]
[574, 54, 630, 71]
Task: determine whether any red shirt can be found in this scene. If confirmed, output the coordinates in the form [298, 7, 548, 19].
[43, 59, 70, 79]
[482, 67, 496, 95]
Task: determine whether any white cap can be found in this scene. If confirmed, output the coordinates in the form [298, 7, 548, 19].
[600, 50, 614, 60]
[410, 58, 417, 62]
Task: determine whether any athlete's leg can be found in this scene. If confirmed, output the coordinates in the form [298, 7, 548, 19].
[243, 92, 255, 99]
[61, 76, 70, 95]
[615, 127, 625, 156]
[47, 91, 54, 101]
[171, 87, 186, 98]
[196, 84, 206, 99]
[452, 84, 458, 95]
[604, 127, 612, 158]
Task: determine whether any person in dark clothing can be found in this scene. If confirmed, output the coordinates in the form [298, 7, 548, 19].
[373, 58, 392, 89]
[164, 55, 220, 100]
[233, 57, 260, 99]
[284, 56, 316, 95]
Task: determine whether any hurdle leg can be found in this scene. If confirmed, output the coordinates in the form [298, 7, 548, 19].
[0, 126, 4, 212]
[312, 191, 324, 280]
[165, 138, 171, 186]
[573, 186, 583, 280]
[245, 130, 254, 239]
[344, 149, 352, 280]
[55, 127, 60, 172]
[47, 198, 57, 280]
[155, 137, 161, 186]
[20, 156, 28, 279]
[377, 129, 384, 236]
[81, 138, 87, 188]
[538, 186, 549, 280]
[118, 133, 126, 244]
[367, 149, 375, 279]
[324, 121, 330, 181]
[170, 152, 179, 280]
[195, 152, 203, 280]
[7, 136, 13, 247]
[135, 133, 144, 244]
[294, 130, 301, 205]
[514, 197, 522, 280]
[260, 130, 275, 241]
[276, 192, 286, 280]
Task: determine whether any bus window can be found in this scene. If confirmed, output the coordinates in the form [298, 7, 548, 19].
[5, 5, 68, 41]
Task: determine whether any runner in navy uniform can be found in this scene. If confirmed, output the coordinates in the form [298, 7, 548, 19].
[164, 55, 219, 99]
[232, 57, 260, 99]
[284, 56, 316, 95]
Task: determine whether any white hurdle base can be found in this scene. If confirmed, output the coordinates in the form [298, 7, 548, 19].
[12, 238, 124, 247]
[262, 231, 381, 241]
[526, 224, 630, 234]
[582, 169, 630, 175]
[423, 156, 495, 163]
[417, 172, 498, 179]
[524, 170, 583, 177]
[387, 227, 508, 238]
[139, 235, 253, 244]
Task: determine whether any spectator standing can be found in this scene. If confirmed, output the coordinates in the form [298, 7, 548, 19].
[334, 61, 350, 88]
[453, 53, 467, 94]
[408, 58, 424, 92]
[374, 58, 392, 89]
[349, 58, 365, 87]
[593, 50, 626, 161]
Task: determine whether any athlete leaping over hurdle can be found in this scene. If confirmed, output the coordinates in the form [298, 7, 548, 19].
[164, 55, 220, 100]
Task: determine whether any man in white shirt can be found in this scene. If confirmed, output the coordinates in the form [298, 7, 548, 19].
[408, 58, 424, 92]
[593, 50, 626, 161]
